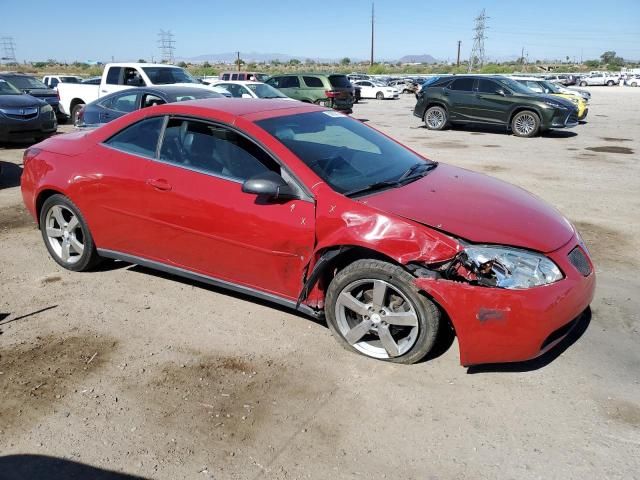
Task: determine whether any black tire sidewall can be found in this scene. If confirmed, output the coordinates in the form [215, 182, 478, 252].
[325, 260, 440, 364]
[511, 110, 540, 137]
[39, 194, 98, 272]
[376, 92, 384, 100]
[71, 104, 85, 125]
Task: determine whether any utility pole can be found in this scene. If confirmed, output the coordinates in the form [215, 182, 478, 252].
[158, 30, 176, 64]
[370, 2, 375, 66]
[0, 37, 17, 64]
[236, 51, 241, 71]
[468, 9, 489, 72]
[456, 41, 461, 66]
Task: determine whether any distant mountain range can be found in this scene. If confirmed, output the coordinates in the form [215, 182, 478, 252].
[178, 52, 441, 64]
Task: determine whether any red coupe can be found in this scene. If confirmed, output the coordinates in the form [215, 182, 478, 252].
[21, 99, 595, 365]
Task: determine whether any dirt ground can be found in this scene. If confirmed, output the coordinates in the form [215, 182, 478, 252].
[1, 87, 639, 480]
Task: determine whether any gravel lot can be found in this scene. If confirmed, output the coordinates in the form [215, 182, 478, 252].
[1, 87, 639, 480]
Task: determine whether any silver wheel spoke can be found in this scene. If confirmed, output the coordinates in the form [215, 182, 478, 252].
[51, 206, 66, 227]
[345, 319, 374, 345]
[69, 236, 84, 255]
[378, 324, 400, 357]
[46, 227, 63, 238]
[61, 242, 71, 261]
[67, 216, 79, 231]
[384, 310, 418, 327]
[338, 292, 370, 317]
[371, 280, 387, 309]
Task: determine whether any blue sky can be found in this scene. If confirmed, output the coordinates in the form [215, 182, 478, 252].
[2, 0, 639, 62]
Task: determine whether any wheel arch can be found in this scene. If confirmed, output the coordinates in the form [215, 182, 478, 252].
[35, 188, 66, 226]
[70, 98, 85, 111]
[422, 101, 449, 120]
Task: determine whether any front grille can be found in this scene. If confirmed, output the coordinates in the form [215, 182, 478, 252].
[566, 111, 578, 125]
[568, 246, 592, 276]
[5, 112, 38, 120]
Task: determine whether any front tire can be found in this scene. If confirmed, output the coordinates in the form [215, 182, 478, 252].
[325, 259, 440, 364]
[511, 110, 540, 138]
[376, 91, 384, 100]
[580, 81, 587, 87]
[40, 194, 100, 272]
[607, 80, 615, 86]
[424, 105, 448, 130]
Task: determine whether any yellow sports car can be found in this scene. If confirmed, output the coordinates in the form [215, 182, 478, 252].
[513, 77, 588, 120]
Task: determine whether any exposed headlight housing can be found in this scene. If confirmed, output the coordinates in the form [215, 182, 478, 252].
[457, 245, 563, 289]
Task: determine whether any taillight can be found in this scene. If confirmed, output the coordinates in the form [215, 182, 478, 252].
[23, 147, 42, 164]
[325, 90, 340, 98]
[77, 106, 85, 122]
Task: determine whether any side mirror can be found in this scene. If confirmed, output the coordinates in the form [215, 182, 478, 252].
[241, 171, 297, 200]
[241, 93, 252, 99]
[495, 88, 506, 96]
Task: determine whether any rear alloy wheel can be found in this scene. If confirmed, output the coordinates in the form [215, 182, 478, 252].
[376, 91, 385, 100]
[326, 259, 440, 364]
[580, 81, 587, 87]
[40, 194, 100, 271]
[511, 110, 540, 138]
[424, 105, 448, 130]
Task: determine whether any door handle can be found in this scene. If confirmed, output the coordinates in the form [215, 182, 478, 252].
[147, 178, 172, 191]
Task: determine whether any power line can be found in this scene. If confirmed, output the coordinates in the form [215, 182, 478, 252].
[158, 30, 175, 64]
[468, 9, 489, 72]
[1, 36, 17, 63]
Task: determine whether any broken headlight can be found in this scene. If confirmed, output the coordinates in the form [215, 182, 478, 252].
[459, 245, 563, 289]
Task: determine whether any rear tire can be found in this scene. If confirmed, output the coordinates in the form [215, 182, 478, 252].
[40, 194, 101, 272]
[580, 81, 587, 87]
[423, 105, 448, 130]
[511, 110, 540, 138]
[325, 259, 440, 364]
[71, 104, 85, 126]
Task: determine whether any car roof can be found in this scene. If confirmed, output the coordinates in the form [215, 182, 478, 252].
[100, 85, 221, 98]
[510, 76, 545, 81]
[215, 80, 263, 85]
[149, 97, 318, 119]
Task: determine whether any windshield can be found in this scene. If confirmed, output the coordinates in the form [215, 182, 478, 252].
[142, 67, 197, 85]
[171, 90, 222, 101]
[329, 75, 351, 88]
[498, 78, 534, 95]
[247, 83, 287, 98]
[60, 76, 80, 83]
[5, 75, 48, 90]
[540, 80, 561, 94]
[257, 111, 434, 195]
[0, 79, 21, 95]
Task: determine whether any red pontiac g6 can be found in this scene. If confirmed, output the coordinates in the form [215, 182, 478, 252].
[21, 99, 595, 365]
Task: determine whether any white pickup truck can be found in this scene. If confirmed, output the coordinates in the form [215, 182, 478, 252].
[57, 63, 230, 122]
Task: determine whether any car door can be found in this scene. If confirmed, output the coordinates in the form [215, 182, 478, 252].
[99, 91, 141, 123]
[444, 78, 476, 121]
[474, 79, 514, 125]
[80, 116, 166, 256]
[138, 117, 316, 299]
[358, 81, 374, 98]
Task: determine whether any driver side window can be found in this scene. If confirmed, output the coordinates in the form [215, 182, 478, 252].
[158, 119, 280, 181]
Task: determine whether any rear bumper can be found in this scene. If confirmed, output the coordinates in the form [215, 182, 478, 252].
[414, 235, 595, 366]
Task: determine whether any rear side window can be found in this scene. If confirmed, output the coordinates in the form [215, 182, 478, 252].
[159, 119, 280, 181]
[221, 73, 230, 80]
[112, 92, 139, 112]
[106, 67, 122, 85]
[303, 76, 324, 88]
[280, 76, 300, 88]
[104, 117, 164, 158]
[449, 78, 475, 91]
[329, 75, 350, 88]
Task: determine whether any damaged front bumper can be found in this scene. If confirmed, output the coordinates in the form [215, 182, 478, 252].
[414, 235, 596, 366]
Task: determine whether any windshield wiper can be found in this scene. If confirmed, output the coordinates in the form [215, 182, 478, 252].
[344, 162, 438, 197]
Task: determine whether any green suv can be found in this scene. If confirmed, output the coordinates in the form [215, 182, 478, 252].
[413, 75, 578, 137]
[266, 74, 354, 113]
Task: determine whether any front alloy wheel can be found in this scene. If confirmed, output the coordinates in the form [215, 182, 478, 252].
[40, 194, 100, 271]
[326, 259, 440, 364]
[511, 110, 540, 137]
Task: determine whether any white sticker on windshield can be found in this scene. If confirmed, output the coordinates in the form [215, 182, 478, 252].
[323, 111, 345, 118]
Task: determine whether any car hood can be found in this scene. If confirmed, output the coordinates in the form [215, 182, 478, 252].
[20, 88, 57, 98]
[0, 94, 45, 108]
[360, 163, 575, 253]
